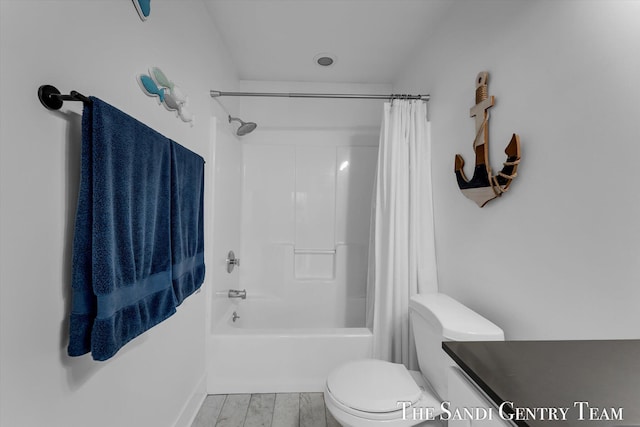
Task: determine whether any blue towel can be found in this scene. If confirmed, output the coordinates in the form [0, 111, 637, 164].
[169, 141, 205, 305]
[69, 97, 177, 361]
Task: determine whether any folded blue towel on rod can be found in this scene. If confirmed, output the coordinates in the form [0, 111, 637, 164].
[68, 97, 204, 361]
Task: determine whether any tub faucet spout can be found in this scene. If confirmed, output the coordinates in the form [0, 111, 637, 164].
[228, 289, 247, 299]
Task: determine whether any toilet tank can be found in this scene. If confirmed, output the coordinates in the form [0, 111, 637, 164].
[409, 293, 504, 401]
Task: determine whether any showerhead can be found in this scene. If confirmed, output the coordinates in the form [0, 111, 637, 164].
[228, 115, 257, 136]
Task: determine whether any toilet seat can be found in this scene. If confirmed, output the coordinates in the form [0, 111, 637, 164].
[327, 359, 422, 413]
[325, 384, 414, 422]
[324, 359, 443, 426]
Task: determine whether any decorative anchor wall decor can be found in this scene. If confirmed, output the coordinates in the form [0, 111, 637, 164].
[454, 71, 521, 207]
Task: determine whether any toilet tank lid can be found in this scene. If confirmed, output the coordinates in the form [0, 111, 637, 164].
[409, 293, 504, 341]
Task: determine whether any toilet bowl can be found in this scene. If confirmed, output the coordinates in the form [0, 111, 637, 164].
[325, 359, 443, 427]
[324, 293, 504, 427]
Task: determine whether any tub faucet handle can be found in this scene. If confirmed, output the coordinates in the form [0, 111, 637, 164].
[226, 250, 240, 273]
[228, 289, 247, 299]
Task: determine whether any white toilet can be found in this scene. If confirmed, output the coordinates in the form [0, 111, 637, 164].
[324, 293, 505, 427]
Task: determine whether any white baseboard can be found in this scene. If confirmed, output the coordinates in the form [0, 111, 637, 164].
[172, 374, 207, 427]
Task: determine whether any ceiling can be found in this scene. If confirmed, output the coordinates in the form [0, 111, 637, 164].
[204, 0, 453, 84]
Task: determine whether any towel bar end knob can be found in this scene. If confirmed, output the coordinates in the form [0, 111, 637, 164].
[38, 85, 64, 110]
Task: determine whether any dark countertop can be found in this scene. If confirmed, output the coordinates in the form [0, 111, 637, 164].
[443, 340, 640, 427]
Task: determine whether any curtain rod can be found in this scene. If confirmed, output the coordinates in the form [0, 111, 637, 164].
[210, 90, 430, 102]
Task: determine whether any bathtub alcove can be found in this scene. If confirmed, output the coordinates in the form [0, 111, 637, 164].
[207, 82, 385, 393]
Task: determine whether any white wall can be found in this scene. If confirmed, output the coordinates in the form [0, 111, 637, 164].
[394, 1, 640, 340]
[0, 1, 238, 426]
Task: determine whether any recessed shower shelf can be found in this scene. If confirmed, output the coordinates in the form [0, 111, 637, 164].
[293, 248, 336, 254]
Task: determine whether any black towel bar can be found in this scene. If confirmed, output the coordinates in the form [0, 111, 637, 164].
[38, 84, 92, 110]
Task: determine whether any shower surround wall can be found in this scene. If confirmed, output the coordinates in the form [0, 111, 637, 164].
[208, 117, 243, 328]
[240, 137, 377, 323]
[237, 81, 387, 321]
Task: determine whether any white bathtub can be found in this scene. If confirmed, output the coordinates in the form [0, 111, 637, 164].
[206, 298, 373, 393]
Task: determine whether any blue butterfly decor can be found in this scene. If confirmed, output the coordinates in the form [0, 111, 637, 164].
[137, 67, 194, 124]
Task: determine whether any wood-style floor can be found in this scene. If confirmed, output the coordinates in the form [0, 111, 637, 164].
[191, 393, 341, 427]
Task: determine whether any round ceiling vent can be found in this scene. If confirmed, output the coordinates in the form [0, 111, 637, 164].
[314, 53, 336, 67]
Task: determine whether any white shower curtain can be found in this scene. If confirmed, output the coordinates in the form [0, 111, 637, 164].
[366, 99, 438, 369]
